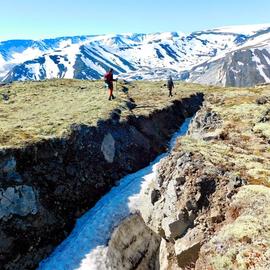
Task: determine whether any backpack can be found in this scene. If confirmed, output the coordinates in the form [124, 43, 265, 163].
[167, 78, 174, 88]
[104, 72, 110, 84]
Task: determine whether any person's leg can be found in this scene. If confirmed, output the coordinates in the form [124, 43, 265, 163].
[111, 83, 115, 99]
[169, 87, 172, 97]
[108, 87, 113, 100]
[108, 83, 114, 100]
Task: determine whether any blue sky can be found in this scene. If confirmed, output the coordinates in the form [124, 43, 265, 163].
[1, 0, 270, 40]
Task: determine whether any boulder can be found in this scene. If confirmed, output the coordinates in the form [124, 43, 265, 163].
[174, 228, 204, 268]
[0, 185, 38, 220]
[162, 210, 190, 240]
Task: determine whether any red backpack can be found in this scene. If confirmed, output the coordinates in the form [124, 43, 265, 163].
[104, 72, 112, 83]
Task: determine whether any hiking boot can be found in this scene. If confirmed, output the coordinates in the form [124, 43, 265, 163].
[112, 95, 116, 99]
[108, 96, 112, 101]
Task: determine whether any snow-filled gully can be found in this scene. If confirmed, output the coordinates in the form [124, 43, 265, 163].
[38, 118, 192, 270]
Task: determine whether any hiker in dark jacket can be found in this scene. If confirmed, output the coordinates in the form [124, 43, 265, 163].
[104, 68, 117, 100]
[167, 76, 174, 97]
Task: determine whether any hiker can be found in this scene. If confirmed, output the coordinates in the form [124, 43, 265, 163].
[104, 68, 118, 100]
[167, 76, 174, 97]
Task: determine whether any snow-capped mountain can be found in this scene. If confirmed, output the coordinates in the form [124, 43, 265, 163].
[0, 36, 92, 79]
[1, 24, 270, 86]
[186, 26, 270, 86]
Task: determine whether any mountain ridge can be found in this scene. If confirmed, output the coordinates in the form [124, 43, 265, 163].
[1, 24, 270, 86]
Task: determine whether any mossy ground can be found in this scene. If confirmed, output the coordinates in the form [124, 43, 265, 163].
[177, 84, 270, 186]
[199, 185, 270, 270]
[0, 79, 200, 148]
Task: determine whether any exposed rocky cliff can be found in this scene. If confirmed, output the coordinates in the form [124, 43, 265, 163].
[0, 92, 203, 269]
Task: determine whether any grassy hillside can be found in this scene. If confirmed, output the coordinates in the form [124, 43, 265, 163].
[0, 79, 200, 147]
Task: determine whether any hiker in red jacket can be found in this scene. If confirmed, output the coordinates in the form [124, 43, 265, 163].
[104, 68, 117, 100]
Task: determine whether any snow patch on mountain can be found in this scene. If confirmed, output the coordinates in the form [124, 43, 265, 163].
[11, 47, 45, 64]
[253, 50, 270, 82]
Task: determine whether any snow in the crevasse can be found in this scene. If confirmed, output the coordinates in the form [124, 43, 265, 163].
[38, 118, 192, 270]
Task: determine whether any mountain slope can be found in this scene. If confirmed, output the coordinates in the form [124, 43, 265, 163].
[1, 24, 270, 86]
[187, 30, 270, 87]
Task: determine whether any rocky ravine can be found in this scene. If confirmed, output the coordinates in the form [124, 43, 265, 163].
[0, 93, 203, 269]
[107, 85, 270, 269]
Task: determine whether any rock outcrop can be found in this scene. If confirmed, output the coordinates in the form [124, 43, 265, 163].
[140, 143, 247, 269]
[106, 214, 160, 270]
